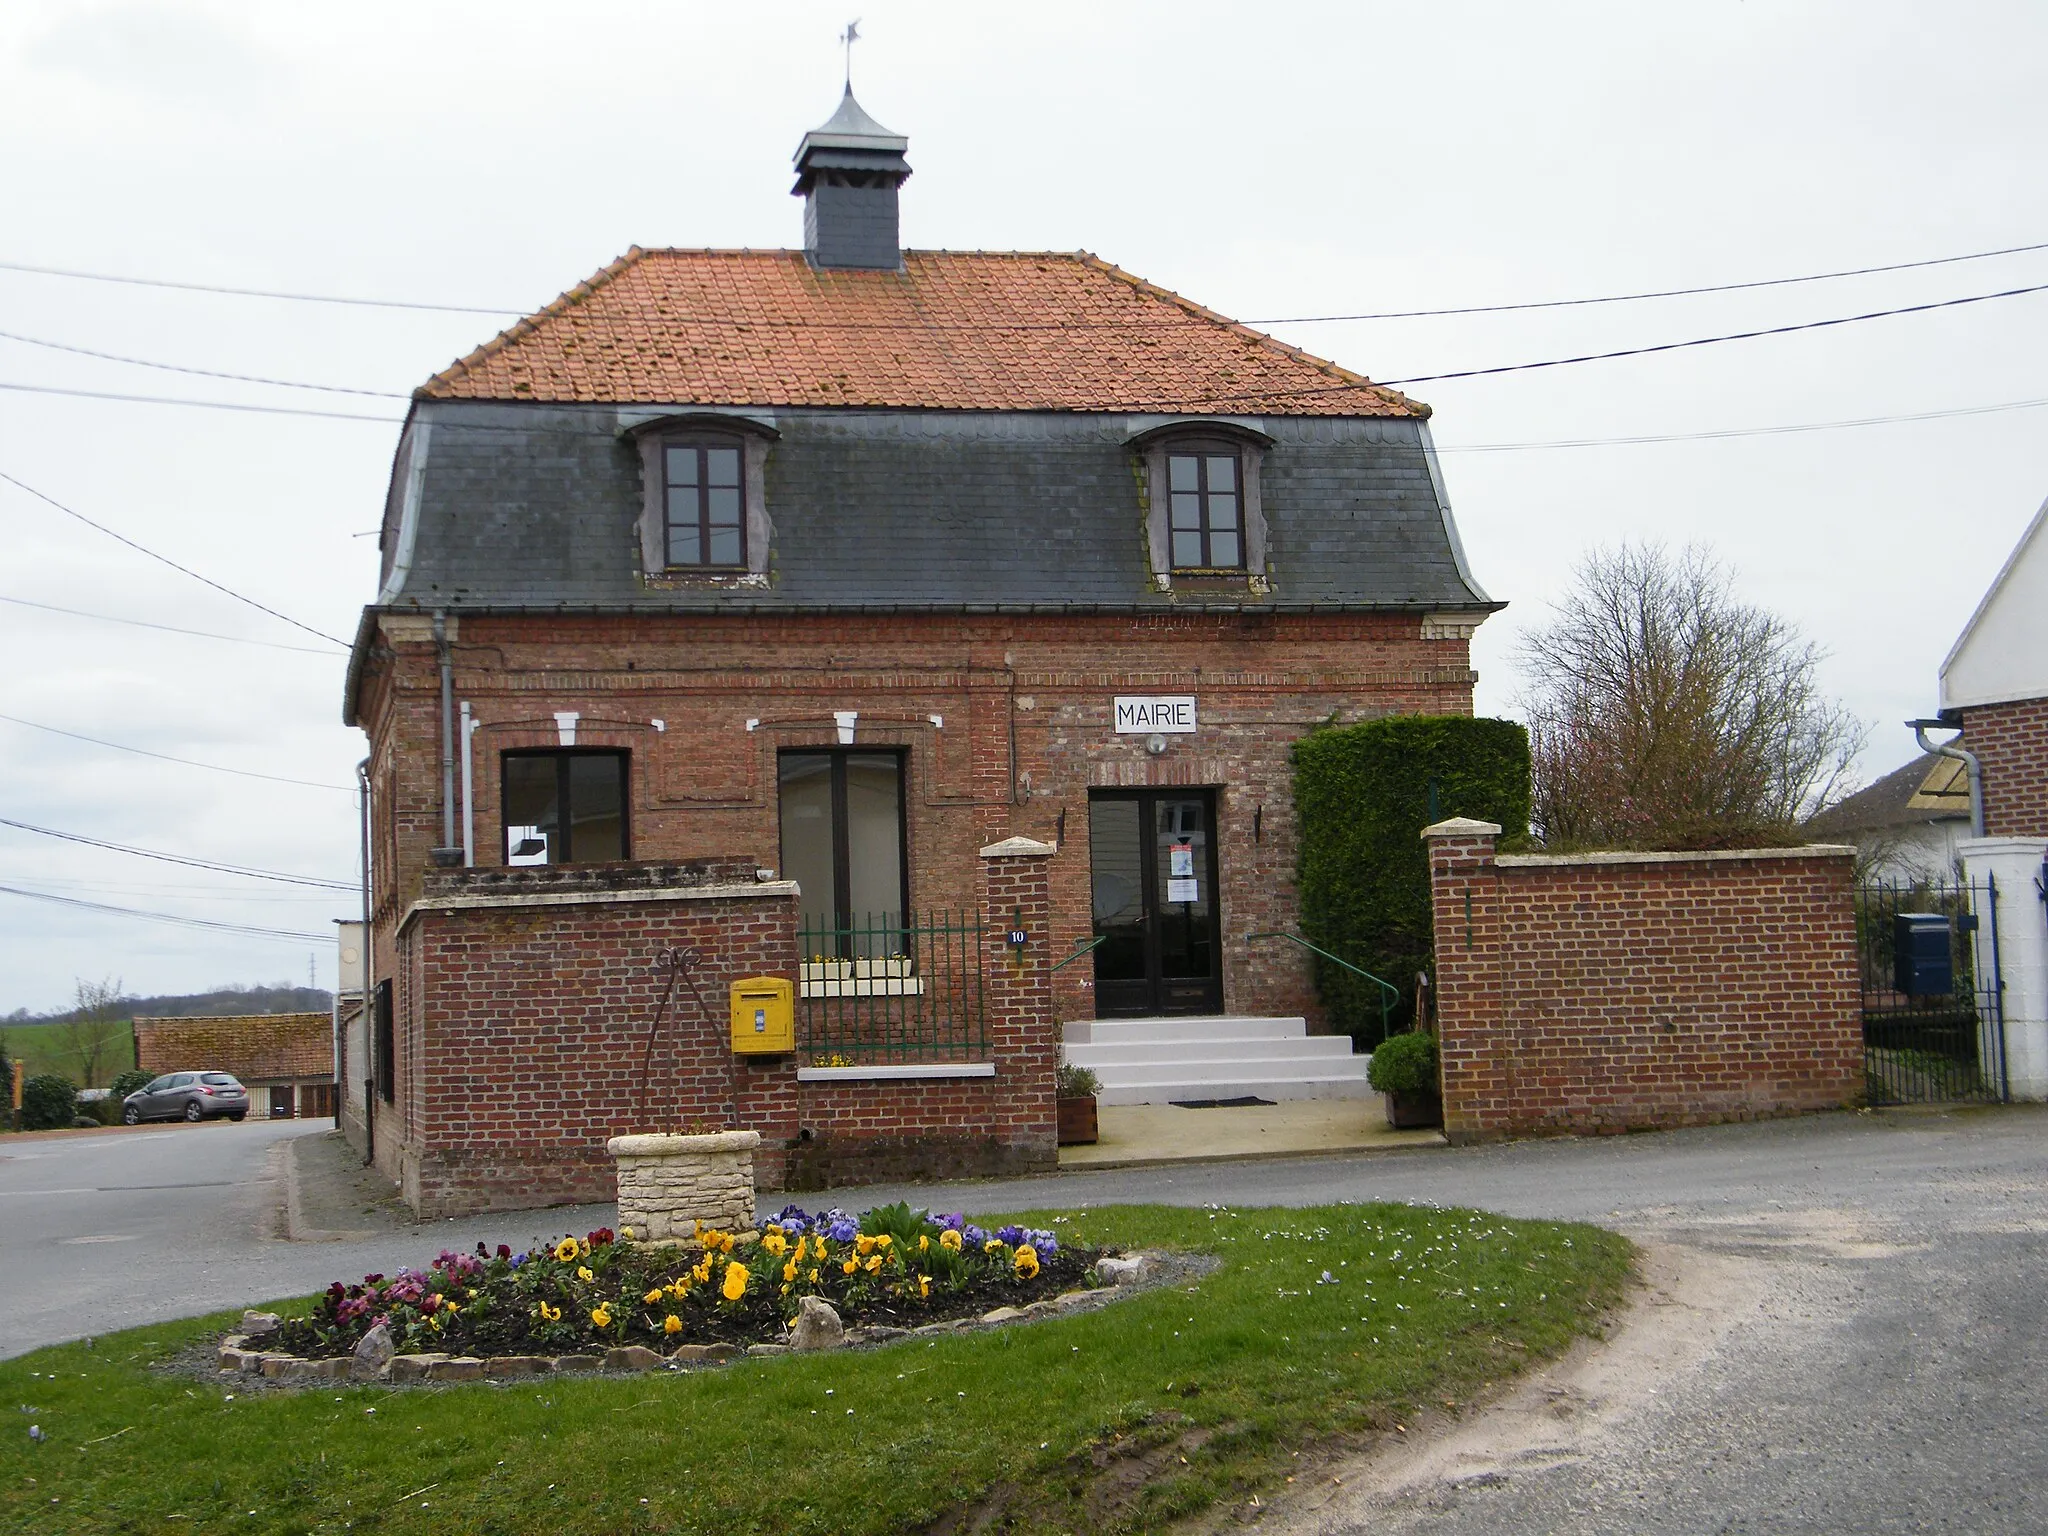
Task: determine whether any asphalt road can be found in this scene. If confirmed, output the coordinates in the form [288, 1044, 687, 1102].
[6, 1108, 2046, 1532]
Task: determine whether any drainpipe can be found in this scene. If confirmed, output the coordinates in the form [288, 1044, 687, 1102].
[1909, 718, 1985, 839]
[432, 612, 459, 862]
[459, 701, 475, 867]
[358, 757, 375, 1167]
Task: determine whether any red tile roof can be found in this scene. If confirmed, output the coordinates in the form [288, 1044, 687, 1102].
[133, 1013, 331, 1082]
[418, 249, 1427, 418]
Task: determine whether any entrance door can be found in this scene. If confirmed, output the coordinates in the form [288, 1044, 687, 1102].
[1088, 790, 1223, 1016]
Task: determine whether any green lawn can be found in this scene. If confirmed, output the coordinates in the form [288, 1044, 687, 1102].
[0, 1019, 135, 1090]
[1, 1203, 1632, 1535]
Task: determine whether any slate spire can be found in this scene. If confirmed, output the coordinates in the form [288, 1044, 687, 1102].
[792, 86, 911, 271]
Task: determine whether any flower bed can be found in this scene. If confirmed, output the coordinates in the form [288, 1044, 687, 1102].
[267, 1204, 1104, 1363]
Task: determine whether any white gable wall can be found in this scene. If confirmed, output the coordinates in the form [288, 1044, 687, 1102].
[1941, 495, 2048, 711]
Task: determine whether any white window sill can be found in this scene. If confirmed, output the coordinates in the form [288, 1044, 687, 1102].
[797, 1062, 996, 1082]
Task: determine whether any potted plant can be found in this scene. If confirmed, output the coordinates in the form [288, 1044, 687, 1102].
[1055, 1062, 1100, 1146]
[1366, 1030, 1442, 1129]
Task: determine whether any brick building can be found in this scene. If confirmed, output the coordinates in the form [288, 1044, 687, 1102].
[1939, 492, 2048, 836]
[134, 1013, 336, 1120]
[341, 89, 1497, 1211]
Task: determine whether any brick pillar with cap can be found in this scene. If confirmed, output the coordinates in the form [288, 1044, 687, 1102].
[1423, 817, 1507, 1143]
[980, 835, 1059, 1166]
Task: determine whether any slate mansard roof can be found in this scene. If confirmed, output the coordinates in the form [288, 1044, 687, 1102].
[357, 246, 1496, 714]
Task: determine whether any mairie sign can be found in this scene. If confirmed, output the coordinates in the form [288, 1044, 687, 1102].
[1113, 695, 1198, 734]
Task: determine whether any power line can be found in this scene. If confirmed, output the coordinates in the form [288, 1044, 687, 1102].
[0, 467, 351, 647]
[0, 881, 334, 943]
[0, 813, 356, 889]
[0, 256, 517, 315]
[0, 324, 410, 397]
[0, 592, 340, 654]
[0, 378, 401, 422]
[4, 234, 2046, 326]
[1431, 393, 2048, 453]
[0, 711, 356, 792]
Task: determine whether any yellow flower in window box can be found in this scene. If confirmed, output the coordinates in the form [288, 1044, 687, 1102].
[722, 1262, 750, 1302]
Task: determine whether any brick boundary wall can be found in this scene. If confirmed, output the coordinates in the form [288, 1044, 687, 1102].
[387, 853, 1057, 1218]
[1423, 818, 1862, 1143]
[1958, 696, 2048, 837]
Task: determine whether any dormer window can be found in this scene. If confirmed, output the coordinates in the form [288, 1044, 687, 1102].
[1128, 421, 1274, 589]
[665, 437, 745, 567]
[1167, 445, 1244, 570]
[628, 414, 778, 582]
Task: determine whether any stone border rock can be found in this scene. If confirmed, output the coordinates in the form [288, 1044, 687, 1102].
[211, 1252, 1204, 1390]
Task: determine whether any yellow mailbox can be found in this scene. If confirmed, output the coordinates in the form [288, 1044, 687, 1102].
[729, 975, 795, 1054]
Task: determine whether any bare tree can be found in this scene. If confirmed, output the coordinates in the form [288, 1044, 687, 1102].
[1518, 543, 1864, 851]
[63, 976, 130, 1088]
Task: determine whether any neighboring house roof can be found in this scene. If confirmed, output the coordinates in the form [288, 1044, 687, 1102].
[1940, 491, 2048, 711]
[416, 248, 1427, 418]
[1806, 753, 1971, 837]
[133, 1013, 330, 1081]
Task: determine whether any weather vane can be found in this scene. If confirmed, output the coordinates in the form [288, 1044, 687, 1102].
[840, 18, 861, 87]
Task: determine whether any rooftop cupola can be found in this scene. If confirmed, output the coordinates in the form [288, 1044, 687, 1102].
[792, 86, 911, 271]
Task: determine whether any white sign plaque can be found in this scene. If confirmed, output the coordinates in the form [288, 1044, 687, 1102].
[1166, 877, 1200, 903]
[1114, 695, 1197, 734]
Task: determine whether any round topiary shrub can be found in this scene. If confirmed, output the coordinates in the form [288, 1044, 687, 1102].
[1366, 1031, 1439, 1099]
[21, 1073, 82, 1132]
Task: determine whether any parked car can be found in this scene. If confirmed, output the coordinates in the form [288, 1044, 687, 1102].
[122, 1072, 250, 1124]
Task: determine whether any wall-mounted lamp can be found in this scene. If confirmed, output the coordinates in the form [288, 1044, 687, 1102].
[1145, 733, 1168, 757]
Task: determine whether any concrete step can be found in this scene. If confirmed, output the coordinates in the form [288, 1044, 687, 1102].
[1065, 1035, 1359, 1067]
[1096, 1070, 1380, 1105]
[1062, 1015, 1307, 1046]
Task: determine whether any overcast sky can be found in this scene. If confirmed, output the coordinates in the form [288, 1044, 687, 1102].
[1, 1, 2044, 1014]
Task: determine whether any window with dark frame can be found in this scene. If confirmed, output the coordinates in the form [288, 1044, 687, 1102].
[502, 749, 629, 865]
[373, 978, 394, 1105]
[1165, 445, 1245, 570]
[663, 437, 745, 568]
[777, 750, 908, 957]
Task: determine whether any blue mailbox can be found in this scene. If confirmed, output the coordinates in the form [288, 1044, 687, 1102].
[1893, 913, 1953, 997]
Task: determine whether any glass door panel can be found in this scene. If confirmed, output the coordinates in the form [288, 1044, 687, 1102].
[1088, 789, 1222, 1016]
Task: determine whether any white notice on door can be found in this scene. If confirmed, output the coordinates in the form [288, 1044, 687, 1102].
[1169, 845, 1194, 878]
[1166, 877, 1199, 903]
[1114, 696, 1197, 733]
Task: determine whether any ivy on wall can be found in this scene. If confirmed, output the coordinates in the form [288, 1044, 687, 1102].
[1292, 715, 1531, 1044]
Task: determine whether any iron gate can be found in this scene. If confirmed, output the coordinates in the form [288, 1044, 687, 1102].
[1856, 875, 2008, 1104]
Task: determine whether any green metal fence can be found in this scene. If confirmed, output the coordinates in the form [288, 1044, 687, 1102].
[797, 911, 988, 1064]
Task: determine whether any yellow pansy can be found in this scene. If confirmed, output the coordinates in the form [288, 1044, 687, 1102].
[722, 1262, 750, 1302]
[663, 1314, 682, 1335]
[918, 1274, 932, 1299]
[763, 1232, 788, 1257]
[939, 1229, 962, 1251]
[864, 1253, 883, 1274]
[553, 1238, 580, 1263]
[793, 1235, 809, 1262]
[875, 1234, 893, 1249]
[620, 1226, 634, 1240]
[643, 1288, 665, 1305]
[590, 1305, 612, 1328]
[443, 1300, 460, 1315]
[855, 1234, 877, 1256]
[918, 1234, 930, 1252]
[576, 1266, 595, 1284]
[537, 1301, 561, 1322]
[782, 1260, 798, 1284]
[1014, 1245, 1040, 1279]
[984, 1240, 1004, 1255]
[808, 1268, 821, 1283]
[841, 1258, 859, 1276]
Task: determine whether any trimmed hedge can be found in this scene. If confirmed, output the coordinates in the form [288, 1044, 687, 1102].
[1293, 715, 1531, 1044]
[20, 1072, 81, 1132]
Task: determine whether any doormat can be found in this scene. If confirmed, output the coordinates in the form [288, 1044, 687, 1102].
[1167, 1096, 1277, 1109]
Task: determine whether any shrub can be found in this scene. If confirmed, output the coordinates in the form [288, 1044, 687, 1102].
[109, 1069, 153, 1101]
[1366, 1030, 1440, 1098]
[1294, 714, 1531, 1044]
[1055, 1062, 1101, 1099]
[20, 1073, 81, 1132]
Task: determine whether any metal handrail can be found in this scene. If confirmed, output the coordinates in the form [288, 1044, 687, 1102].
[1247, 931, 1400, 1037]
[1050, 934, 1108, 974]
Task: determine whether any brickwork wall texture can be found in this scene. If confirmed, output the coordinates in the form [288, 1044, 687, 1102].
[354, 609, 1479, 1035]
[1960, 696, 2048, 837]
[380, 849, 1058, 1218]
[1425, 825, 1861, 1142]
